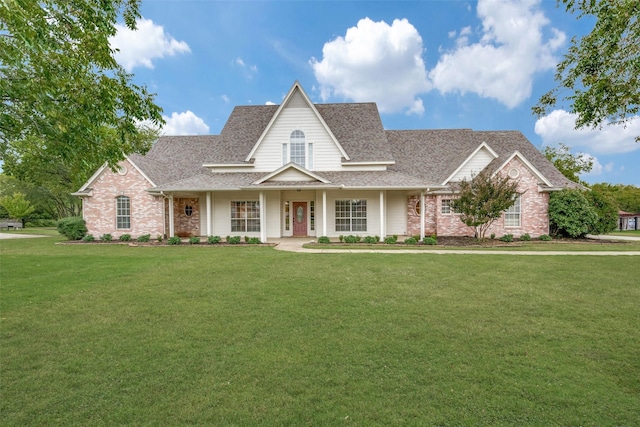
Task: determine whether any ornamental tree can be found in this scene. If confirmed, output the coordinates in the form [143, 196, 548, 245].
[0, 0, 163, 171]
[450, 171, 519, 240]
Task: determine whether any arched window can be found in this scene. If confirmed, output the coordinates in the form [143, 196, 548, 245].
[116, 195, 131, 229]
[289, 130, 305, 167]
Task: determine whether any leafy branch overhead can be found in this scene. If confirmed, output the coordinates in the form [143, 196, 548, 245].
[533, 0, 639, 142]
[0, 0, 164, 170]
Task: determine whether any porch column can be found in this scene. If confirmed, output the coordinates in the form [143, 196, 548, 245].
[420, 191, 425, 240]
[206, 192, 212, 236]
[259, 191, 267, 243]
[168, 194, 175, 237]
[379, 190, 385, 238]
[322, 190, 327, 237]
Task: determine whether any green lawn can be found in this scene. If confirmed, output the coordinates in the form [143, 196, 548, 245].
[2, 237, 639, 426]
[607, 229, 640, 237]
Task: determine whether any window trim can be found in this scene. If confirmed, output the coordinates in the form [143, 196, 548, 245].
[116, 195, 131, 229]
[504, 194, 521, 227]
[231, 201, 261, 233]
[335, 199, 367, 233]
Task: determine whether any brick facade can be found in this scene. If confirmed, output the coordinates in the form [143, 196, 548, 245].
[406, 157, 550, 238]
[81, 159, 165, 239]
[173, 197, 200, 237]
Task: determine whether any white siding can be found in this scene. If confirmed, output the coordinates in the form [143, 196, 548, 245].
[268, 168, 317, 182]
[325, 190, 381, 238]
[211, 191, 262, 237]
[252, 107, 344, 172]
[386, 192, 407, 236]
[265, 192, 281, 238]
[450, 147, 495, 182]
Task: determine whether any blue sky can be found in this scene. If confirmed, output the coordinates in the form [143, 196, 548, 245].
[110, 0, 640, 186]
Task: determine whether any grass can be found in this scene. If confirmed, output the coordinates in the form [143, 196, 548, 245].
[2, 237, 639, 425]
[305, 239, 640, 252]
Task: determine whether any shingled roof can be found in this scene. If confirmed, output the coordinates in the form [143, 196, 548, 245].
[127, 101, 576, 192]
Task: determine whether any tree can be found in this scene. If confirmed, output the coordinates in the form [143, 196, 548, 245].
[591, 183, 640, 213]
[548, 189, 597, 238]
[533, 0, 640, 142]
[585, 188, 618, 234]
[0, 0, 163, 171]
[0, 192, 35, 225]
[450, 171, 519, 240]
[542, 143, 593, 184]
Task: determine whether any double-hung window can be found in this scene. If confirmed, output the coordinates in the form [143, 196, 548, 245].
[116, 195, 131, 229]
[231, 201, 260, 232]
[335, 199, 367, 232]
[504, 194, 521, 227]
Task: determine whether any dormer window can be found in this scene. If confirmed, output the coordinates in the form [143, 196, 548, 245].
[282, 130, 313, 169]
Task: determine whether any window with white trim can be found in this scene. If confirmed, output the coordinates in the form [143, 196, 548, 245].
[441, 199, 452, 214]
[116, 195, 131, 229]
[335, 199, 367, 232]
[231, 201, 260, 232]
[504, 194, 521, 227]
[282, 131, 313, 169]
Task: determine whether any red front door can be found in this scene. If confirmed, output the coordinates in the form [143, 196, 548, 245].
[292, 202, 307, 236]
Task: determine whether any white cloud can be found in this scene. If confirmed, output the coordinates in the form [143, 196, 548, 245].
[310, 17, 430, 114]
[428, 0, 565, 108]
[234, 57, 258, 78]
[534, 110, 640, 155]
[162, 111, 209, 135]
[110, 18, 190, 71]
[265, 101, 276, 106]
[221, 95, 230, 103]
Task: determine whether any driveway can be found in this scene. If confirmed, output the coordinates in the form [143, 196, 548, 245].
[0, 233, 48, 239]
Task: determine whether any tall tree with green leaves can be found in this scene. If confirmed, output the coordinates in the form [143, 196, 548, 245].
[450, 171, 519, 240]
[542, 143, 593, 184]
[0, 0, 163, 171]
[0, 192, 35, 225]
[533, 0, 640, 142]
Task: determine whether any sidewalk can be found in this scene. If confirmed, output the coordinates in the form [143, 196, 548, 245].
[271, 237, 640, 256]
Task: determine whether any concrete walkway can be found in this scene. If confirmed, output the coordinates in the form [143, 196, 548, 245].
[0, 232, 48, 239]
[271, 237, 640, 256]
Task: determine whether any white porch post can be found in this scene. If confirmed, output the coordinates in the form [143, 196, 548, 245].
[206, 192, 212, 236]
[420, 191, 425, 240]
[168, 194, 175, 237]
[322, 190, 327, 237]
[259, 191, 266, 243]
[379, 190, 385, 238]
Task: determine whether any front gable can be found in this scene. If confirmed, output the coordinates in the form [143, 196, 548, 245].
[443, 142, 498, 184]
[253, 163, 331, 184]
[246, 82, 349, 172]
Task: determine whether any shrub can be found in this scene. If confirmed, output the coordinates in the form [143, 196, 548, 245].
[137, 234, 151, 242]
[247, 237, 261, 244]
[490, 233, 496, 240]
[56, 217, 87, 240]
[208, 235, 222, 244]
[549, 189, 597, 238]
[520, 233, 531, 241]
[539, 234, 552, 241]
[362, 235, 379, 244]
[499, 234, 514, 242]
[384, 236, 397, 244]
[339, 235, 344, 243]
[226, 235, 241, 244]
[156, 235, 163, 242]
[585, 189, 618, 235]
[119, 234, 131, 242]
[82, 234, 95, 242]
[343, 235, 359, 244]
[167, 236, 181, 245]
[404, 237, 417, 245]
[422, 236, 437, 245]
[100, 233, 112, 242]
[317, 236, 331, 244]
[189, 236, 201, 245]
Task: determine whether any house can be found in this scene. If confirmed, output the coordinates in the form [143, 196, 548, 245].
[74, 81, 579, 242]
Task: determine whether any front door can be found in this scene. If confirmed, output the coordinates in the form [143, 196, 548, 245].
[292, 202, 307, 236]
